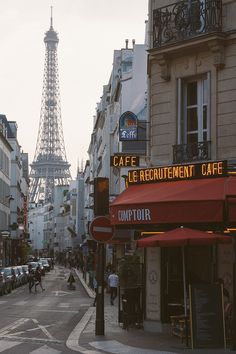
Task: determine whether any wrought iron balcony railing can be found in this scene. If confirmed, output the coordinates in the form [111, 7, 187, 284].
[153, 0, 222, 48]
[173, 141, 211, 164]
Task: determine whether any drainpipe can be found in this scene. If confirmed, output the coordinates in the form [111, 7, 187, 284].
[145, 0, 152, 168]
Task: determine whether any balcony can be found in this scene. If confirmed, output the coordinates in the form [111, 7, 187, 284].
[173, 141, 211, 164]
[153, 0, 222, 48]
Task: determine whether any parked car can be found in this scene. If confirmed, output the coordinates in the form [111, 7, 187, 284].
[0, 269, 5, 295]
[37, 261, 45, 276]
[22, 265, 29, 282]
[27, 261, 38, 274]
[11, 267, 22, 287]
[39, 259, 50, 272]
[17, 266, 28, 285]
[3, 267, 16, 290]
[46, 257, 54, 270]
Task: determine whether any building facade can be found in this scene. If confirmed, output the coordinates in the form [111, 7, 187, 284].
[0, 117, 12, 266]
[110, 0, 236, 337]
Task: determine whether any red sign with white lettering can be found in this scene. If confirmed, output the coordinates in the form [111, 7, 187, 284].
[89, 216, 113, 242]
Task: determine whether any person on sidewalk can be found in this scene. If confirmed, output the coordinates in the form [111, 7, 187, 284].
[34, 266, 45, 292]
[108, 269, 118, 305]
[92, 277, 97, 306]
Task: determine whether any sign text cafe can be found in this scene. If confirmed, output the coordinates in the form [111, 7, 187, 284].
[127, 160, 227, 185]
[111, 160, 228, 224]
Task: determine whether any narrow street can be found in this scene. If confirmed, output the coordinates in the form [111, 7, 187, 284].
[0, 266, 90, 354]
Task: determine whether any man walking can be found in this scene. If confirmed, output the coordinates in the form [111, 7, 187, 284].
[34, 266, 45, 292]
[108, 269, 118, 305]
[28, 265, 34, 293]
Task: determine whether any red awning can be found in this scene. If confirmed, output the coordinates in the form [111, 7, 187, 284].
[110, 176, 236, 225]
[136, 227, 232, 247]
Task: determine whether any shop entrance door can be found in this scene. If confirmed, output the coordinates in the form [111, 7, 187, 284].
[117, 260, 144, 329]
[161, 246, 213, 323]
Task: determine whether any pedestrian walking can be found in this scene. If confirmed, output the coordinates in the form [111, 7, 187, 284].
[34, 266, 45, 292]
[28, 266, 34, 293]
[92, 277, 97, 306]
[67, 271, 76, 290]
[108, 269, 119, 305]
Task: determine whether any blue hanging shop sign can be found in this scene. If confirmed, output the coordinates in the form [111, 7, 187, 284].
[119, 111, 138, 141]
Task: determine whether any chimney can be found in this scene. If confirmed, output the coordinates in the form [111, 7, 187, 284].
[125, 39, 129, 49]
[132, 39, 135, 47]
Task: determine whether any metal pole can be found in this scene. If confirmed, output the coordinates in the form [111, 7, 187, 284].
[231, 237, 236, 350]
[95, 242, 105, 335]
[182, 246, 187, 316]
[182, 246, 189, 347]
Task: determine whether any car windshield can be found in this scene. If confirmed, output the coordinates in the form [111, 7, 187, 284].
[4, 268, 12, 276]
[28, 262, 38, 269]
[41, 260, 49, 265]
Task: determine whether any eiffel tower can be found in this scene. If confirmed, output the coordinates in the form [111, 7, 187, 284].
[29, 8, 71, 204]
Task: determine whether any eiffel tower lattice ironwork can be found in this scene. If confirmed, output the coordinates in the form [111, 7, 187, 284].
[29, 9, 71, 204]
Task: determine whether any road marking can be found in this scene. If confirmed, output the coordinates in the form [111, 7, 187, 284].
[32, 318, 55, 340]
[52, 290, 71, 296]
[14, 301, 28, 306]
[0, 318, 59, 343]
[90, 340, 178, 354]
[58, 302, 70, 308]
[0, 339, 21, 352]
[1, 335, 62, 344]
[36, 301, 51, 307]
[12, 324, 53, 336]
[0, 318, 29, 335]
[80, 304, 92, 308]
[29, 345, 62, 354]
[35, 309, 78, 313]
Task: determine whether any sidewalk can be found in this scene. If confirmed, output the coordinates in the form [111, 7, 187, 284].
[70, 268, 235, 354]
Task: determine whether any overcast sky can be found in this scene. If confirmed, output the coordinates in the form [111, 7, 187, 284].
[0, 0, 148, 178]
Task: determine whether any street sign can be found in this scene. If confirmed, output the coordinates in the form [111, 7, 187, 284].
[89, 216, 113, 242]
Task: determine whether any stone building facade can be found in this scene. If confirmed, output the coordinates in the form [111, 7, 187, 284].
[148, 0, 236, 167]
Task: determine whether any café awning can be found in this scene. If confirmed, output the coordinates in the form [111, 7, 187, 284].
[136, 227, 232, 248]
[110, 176, 236, 225]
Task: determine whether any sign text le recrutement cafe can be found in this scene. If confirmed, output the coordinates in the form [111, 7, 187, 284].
[127, 160, 227, 185]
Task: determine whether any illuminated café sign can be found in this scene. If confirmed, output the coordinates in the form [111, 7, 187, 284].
[127, 160, 227, 185]
[119, 111, 138, 141]
[110, 155, 140, 167]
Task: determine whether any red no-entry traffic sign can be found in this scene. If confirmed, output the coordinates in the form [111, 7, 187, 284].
[89, 216, 113, 242]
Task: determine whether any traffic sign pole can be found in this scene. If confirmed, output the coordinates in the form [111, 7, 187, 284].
[90, 216, 113, 336]
[95, 242, 105, 335]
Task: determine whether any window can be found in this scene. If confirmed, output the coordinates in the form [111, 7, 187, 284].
[174, 74, 210, 163]
[189, 0, 206, 34]
[178, 74, 210, 146]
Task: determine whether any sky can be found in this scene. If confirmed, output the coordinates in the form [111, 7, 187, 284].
[0, 0, 148, 178]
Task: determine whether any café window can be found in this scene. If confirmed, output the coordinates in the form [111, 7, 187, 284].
[176, 74, 210, 162]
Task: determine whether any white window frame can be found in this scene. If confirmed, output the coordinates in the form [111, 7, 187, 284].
[177, 73, 210, 145]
